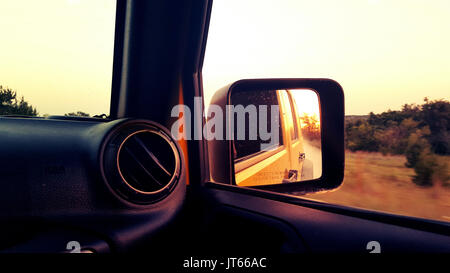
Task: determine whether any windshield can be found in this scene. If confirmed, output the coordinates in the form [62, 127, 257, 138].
[0, 0, 116, 117]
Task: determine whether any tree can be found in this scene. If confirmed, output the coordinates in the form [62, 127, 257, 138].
[405, 132, 449, 187]
[64, 111, 90, 117]
[375, 118, 426, 155]
[0, 86, 37, 116]
[345, 120, 379, 152]
[405, 132, 431, 169]
[346, 97, 449, 155]
[420, 98, 450, 155]
[300, 113, 320, 140]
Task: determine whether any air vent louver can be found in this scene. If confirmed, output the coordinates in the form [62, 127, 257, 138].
[101, 121, 181, 205]
[118, 130, 176, 193]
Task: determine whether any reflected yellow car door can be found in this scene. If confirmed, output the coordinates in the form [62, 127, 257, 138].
[286, 90, 305, 180]
[278, 90, 303, 182]
[234, 90, 291, 186]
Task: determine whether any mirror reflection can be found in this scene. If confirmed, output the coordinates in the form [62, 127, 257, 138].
[231, 89, 322, 186]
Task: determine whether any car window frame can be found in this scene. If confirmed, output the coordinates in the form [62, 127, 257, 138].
[201, 0, 450, 232]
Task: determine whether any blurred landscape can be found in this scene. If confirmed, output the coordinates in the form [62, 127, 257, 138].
[311, 151, 450, 222]
[308, 98, 450, 222]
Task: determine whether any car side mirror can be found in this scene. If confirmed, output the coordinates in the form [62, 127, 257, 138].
[208, 78, 344, 195]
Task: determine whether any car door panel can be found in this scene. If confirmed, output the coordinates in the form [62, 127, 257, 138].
[235, 147, 291, 186]
[204, 185, 450, 253]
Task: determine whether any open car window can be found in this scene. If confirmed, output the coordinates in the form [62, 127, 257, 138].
[203, 0, 450, 223]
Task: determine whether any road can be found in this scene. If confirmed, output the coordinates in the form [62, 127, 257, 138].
[303, 140, 322, 179]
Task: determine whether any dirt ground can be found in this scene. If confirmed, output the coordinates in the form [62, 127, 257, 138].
[307, 151, 450, 222]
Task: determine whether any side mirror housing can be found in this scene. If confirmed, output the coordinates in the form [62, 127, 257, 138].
[208, 78, 345, 195]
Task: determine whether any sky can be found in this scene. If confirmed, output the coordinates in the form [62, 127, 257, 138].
[0, 0, 116, 116]
[0, 0, 449, 116]
[203, 0, 450, 115]
[291, 89, 320, 119]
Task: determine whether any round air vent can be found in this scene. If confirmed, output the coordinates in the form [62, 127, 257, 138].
[101, 121, 181, 205]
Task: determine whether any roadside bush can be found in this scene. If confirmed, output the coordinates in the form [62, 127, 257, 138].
[411, 152, 438, 187]
[420, 98, 450, 155]
[345, 120, 379, 152]
[405, 133, 430, 168]
[405, 133, 449, 186]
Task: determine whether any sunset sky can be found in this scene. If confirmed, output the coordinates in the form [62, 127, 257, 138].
[0, 0, 116, 116]
[203, 0, 450, 115]
[290, 89, 320, 119]
[0, 0, 449, 115]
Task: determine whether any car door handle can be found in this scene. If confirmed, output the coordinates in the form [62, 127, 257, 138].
[282, 170, 298, 183]
[299, 153, 306, 161]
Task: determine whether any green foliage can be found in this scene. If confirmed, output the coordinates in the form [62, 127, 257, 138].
[345, 98, 449, 187]
[0, 86, 38, 116]
[404, 133, 436, 186]
[300, 113, 320, 140]
[64, 111, 90, 117]
[408, 151, 448, 187]
[345, 120, 379, 152]
[405, 132, 450, 186]
[420, 98, 450, 155]
[346, 98, 449, 156]
[405, 133, 430, 168]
